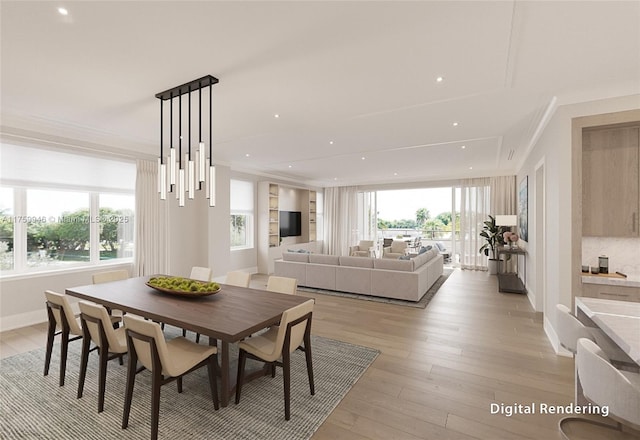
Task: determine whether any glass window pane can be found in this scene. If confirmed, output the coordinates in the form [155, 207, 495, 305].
[26, 189, 89, 267]
[99, 194, 135, 260]
[230, 214, 248, 248]
[0, 187, 14, 271]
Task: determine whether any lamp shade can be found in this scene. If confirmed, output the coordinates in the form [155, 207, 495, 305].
[495, 215, 517, 226]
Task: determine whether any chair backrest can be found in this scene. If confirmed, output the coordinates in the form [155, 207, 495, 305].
[266, 276, 297, 295]
[78, 301, 125, 351]
[92, 269, 129, 284]
[44, 290, 83, 335]
[577, 338, 640, 426]
[555, 304, 592, 353]
[190, 266, 212, 282]
[271, 299, 314, 358]
[226, 271, 251, 288]
[391, 240, 408, 253]
[383, 238, 393, 247]
[358, 240, 374, 249]
[123, 314, 175, 376]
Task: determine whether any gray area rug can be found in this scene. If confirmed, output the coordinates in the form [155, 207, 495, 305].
[298, 267, 454, 309]
[0, 328, 379, 440]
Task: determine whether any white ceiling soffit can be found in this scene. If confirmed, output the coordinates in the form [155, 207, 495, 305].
[1, 1, 638, 187]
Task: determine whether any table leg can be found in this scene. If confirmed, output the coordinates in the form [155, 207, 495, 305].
[220, 341, 230, 407]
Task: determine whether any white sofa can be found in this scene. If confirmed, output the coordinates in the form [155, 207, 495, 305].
[274, 249, 444, 302]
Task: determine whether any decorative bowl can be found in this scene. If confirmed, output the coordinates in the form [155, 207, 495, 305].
[146, 276, 221, 297]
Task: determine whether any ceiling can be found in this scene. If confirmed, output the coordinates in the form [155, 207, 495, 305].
[1, 1, 639, 188]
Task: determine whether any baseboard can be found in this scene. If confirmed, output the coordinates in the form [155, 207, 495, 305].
[0, 302, 81, 332]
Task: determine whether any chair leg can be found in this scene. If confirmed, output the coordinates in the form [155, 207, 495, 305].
[195, 333, 201, 344]
[122, 349, 137, 430]
[177, 376, 183, 393]
[283, 349, 291, 420]
[207, 355, 220, 410]
[59, 328, 70, 386]
[98, 347, 109, 413]
[235, 349, 247, 404]
[151, 368, 162, 440]
[182, 329, 187, 337]
[43, 312, 56, 377]
[304, 337, 315, 395]
[77, 335, 91, 399]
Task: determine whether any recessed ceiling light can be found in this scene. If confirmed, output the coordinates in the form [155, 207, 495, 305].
[393, 172, 398, 176]
[288, 165, 292, 168]
[452, 122, 459, 127]
[274, 114, 280, 118]
[333, 177, 338, 181]
[58, 7, 68, 15]
[245, 153, 250, 157]
[436, 76, 444, 82]
[361, 156, 366, 160]
[329, 141, 334, 145]
[469, 166, 473, 170]
[461, 145, 466, 149]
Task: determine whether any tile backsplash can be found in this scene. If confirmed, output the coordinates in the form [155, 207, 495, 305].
[582, 237, 640, 276]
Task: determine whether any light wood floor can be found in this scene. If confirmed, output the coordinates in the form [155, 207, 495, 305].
[1, 269, 637, 439]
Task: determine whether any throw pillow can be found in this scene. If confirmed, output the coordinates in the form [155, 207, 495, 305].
[418, 246, 428, 254]
[398, 255, 411, 260]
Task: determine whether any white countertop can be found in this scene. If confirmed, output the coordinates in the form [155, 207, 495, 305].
[582, 273, 640, 288]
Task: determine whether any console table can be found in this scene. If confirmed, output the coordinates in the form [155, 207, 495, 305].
[497, 247, 527, 294]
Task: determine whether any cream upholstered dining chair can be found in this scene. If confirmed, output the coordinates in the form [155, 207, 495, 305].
[44, 290, 84, 386]
[349, 240, 374, 257]
[122, 315, 219, 440]
[92, 269, 129, 327]
[77, 301, 127, 413]
[557, 338, 640, 439]
[226, 271, 252, 288]
[92, 269, 129, 284]
[235, 299, 315, 420]
[190, 266, 212, 282]
[382, 240, 408, 258]
[266, 275, 298, 295]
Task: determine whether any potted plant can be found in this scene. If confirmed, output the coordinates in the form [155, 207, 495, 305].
[479, 215, 507, 274]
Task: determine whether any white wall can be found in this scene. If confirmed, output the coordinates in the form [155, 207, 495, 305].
[517, 94, 640, 351]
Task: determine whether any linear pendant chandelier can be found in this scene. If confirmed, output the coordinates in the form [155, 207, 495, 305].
[155, 75, 219, 207]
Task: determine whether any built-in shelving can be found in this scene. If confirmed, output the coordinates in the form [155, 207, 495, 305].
[309, 191, 317, 242]
[268, 183, 280, 248]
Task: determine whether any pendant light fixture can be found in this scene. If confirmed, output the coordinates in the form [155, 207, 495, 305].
[156, 75, 219, 207]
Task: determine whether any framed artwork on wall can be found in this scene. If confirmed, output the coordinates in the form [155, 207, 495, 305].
[519, 176, 528, 242]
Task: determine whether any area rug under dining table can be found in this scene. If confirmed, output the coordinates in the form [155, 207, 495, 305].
[0, 327, 379, 440]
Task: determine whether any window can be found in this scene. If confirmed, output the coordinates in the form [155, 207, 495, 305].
[230, 180, 254, 250]
[0, 188, 14, 270]
[0, 143, 135, 276]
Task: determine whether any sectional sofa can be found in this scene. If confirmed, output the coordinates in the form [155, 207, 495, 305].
[274, 248, 444, 302]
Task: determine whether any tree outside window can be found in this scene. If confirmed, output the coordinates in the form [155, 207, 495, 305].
[230, 214, 249, 248]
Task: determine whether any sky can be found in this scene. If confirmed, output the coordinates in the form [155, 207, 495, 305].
[376, 187, 457, 221]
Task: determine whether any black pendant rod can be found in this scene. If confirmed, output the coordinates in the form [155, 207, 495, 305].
[198, 81, 202, 143]
[188, 85, 191, 160]
[209, 83, 212, 166]
[159, 99, 163, 164]
[178, 93, 182, 167]
[169, 92, 173, 151]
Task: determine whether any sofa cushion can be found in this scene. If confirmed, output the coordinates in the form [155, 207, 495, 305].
[374, 258, 414, 272]
[339, 256, 374, 268]
[309, 254, 340, 265]
[282, 252, 310, 263]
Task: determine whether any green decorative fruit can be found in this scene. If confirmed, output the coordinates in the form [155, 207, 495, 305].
[148, 276, 219, 293]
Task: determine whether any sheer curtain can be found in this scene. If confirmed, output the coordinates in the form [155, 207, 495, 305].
[134, 160, 168, 276]
[324, 186, 358, 256]
[459, 175, 516, 270]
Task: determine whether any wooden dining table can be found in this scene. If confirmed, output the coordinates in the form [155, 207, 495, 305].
[65, 276, 309, 407]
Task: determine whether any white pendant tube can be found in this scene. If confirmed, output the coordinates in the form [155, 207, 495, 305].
[208, 165, 216, 207]
[187, 156, 195, 199]
[198, 142, 206, 183]
[169, 148, 177, 186]
[178, 168, 185, 207]
[160, 163, 167, 200]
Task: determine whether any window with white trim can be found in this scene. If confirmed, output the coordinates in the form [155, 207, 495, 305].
[230, 179, 254, 250]
[0, 143, 135, 276]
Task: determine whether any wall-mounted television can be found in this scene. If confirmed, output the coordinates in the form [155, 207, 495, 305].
[280, 211, 302, 237]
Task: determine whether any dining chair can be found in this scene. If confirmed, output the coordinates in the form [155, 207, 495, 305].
[558, 338, 640, 439]
[235, 299, 315, 420]
[122, 315, 219, 440]
[225, 271, 252, 288]
[190, 266, 212, 282]
[92, 269, 129, 327]
[266, 275, 298, 295]
[183, 266, 213, 341]
[44, 290, 84, 386]
[77, 301, 127, 413]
